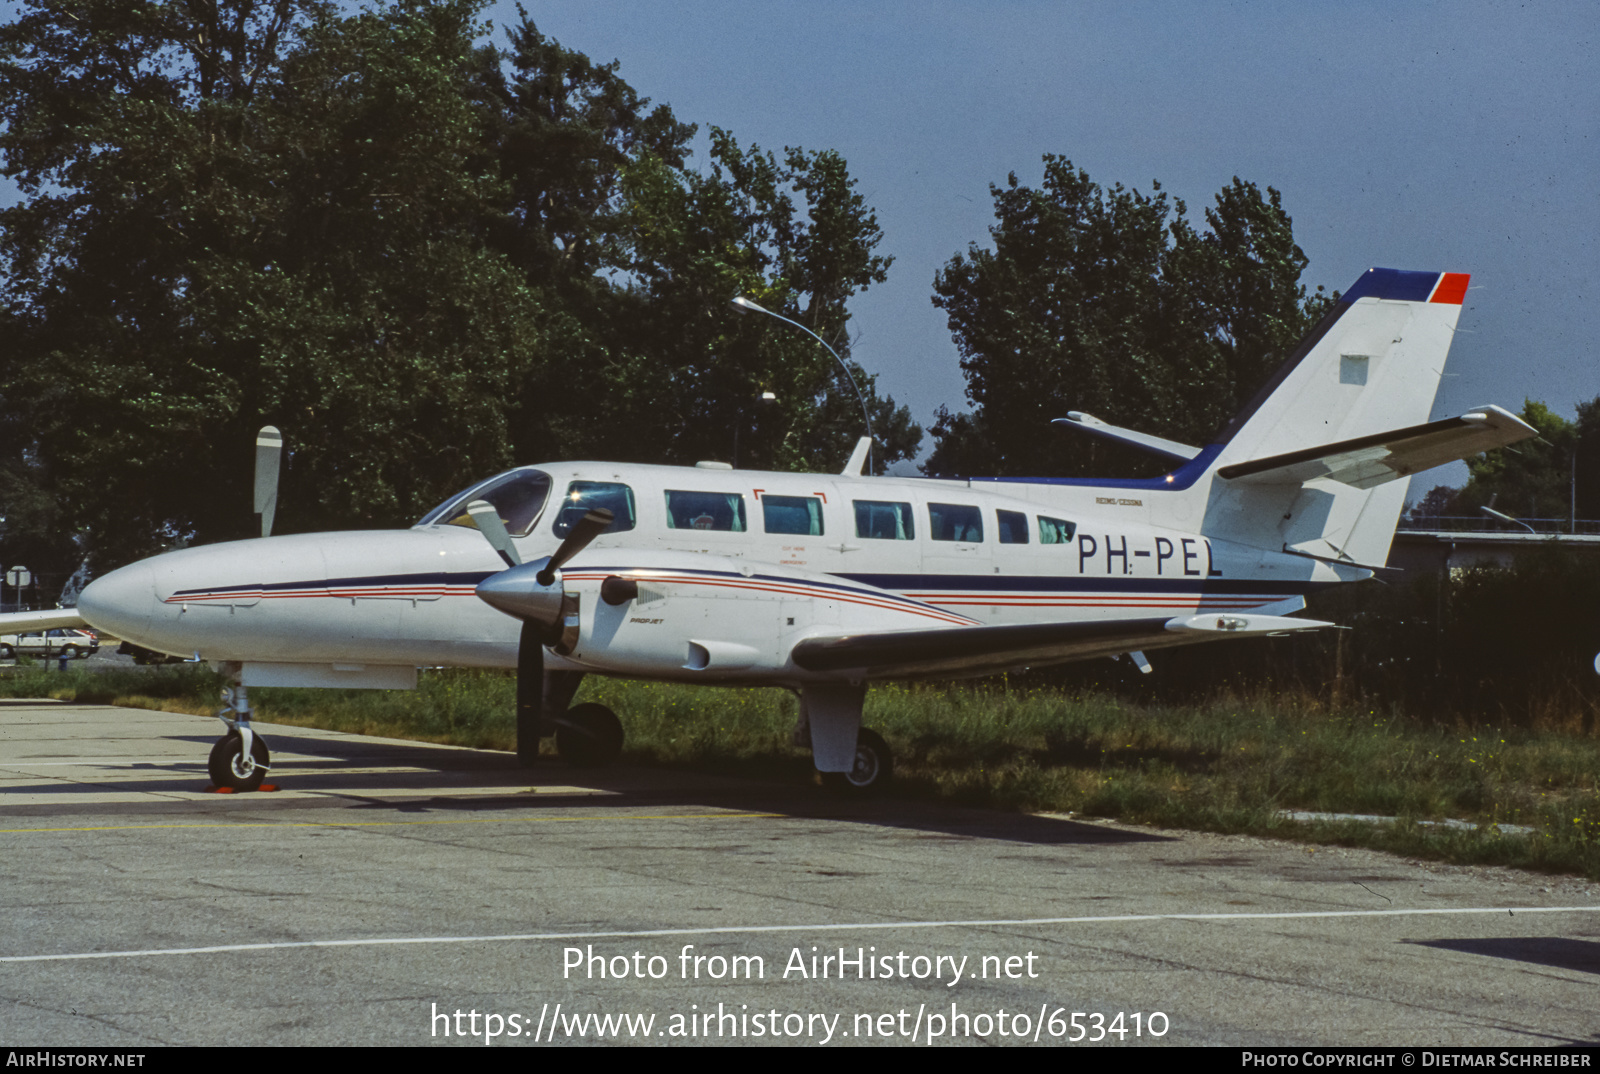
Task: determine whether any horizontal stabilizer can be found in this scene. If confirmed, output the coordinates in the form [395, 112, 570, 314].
[790, 611, 1329, 679]
[1052, 412, 1201, 464]
[0, 609, 87, 633]
[1215, 405, 1536, 489]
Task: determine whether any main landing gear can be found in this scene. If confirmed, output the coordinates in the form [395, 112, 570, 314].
[522, 674, 894, 792]
[819, 727, 893, 794]
[798, 683, 893, 795]
[554, 701, 624, 768]
[210, 668, 272, 791]
[523, 670, 624, 768]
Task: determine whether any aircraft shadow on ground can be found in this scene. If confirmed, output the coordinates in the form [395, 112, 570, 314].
[8, 723, 1174, 848]
[336, 788, 1174, 847]
[1406, 937, 1600, 977]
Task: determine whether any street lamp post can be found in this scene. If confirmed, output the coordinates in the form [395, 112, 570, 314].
[730, 296, 874, 472]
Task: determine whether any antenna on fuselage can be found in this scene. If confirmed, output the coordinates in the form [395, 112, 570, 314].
[841, 436, 873, 477]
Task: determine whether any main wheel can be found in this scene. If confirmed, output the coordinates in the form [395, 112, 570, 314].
[208, 733, 270, 791]
[555, 703, 624, 768]
[821, 728, 893, 794]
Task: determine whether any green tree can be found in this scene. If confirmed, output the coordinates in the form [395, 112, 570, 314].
[0, 1, 917, 576]
[598, 129, 918, 474]
[466, 11, 919, 474]
[1460, 401, 1576, 522]
[1576, 395, 1600, 524]
[1407, 396, 1600, 531]
[926, 158, 1329, 477]
[0, 0, 544, 567]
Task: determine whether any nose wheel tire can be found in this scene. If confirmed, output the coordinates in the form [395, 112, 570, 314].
[821, 728, 892, 794]
[555, 703, 624, 768]
[209, 732, 270, 791]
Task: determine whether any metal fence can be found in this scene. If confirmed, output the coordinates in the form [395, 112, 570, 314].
[1398, 516, 1600, 535]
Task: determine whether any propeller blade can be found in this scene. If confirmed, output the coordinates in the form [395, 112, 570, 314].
[254, 426, 282, 538]
[516, 621, 543, 767]
[487, 507, 615, 764]
[466, 500, 521, 567]
[538, 508, 614, 586]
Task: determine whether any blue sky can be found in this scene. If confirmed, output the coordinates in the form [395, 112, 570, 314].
[503, 0, 1597, 487]
[4, 1, 1595, 490]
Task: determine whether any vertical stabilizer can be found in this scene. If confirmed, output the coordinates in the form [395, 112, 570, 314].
[1200, 268, 1470, 564]
[1216, 269, 1469, 464]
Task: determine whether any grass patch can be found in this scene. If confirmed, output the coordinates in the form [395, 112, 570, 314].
[0, 663, 223, 714]
[7, 665, 1597, 878]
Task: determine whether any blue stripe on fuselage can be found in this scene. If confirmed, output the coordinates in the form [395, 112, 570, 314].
[837, 573, 1322, 595]
[170, 568, 1326, 602]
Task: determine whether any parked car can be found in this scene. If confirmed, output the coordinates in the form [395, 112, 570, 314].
[0, 628, 100, 660]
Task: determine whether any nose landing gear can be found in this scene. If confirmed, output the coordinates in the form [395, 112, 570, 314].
[209, 730, 271, 792]
[210, 673, 273, 791]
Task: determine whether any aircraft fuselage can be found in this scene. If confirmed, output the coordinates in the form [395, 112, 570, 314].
[79, 460, 1355, 687]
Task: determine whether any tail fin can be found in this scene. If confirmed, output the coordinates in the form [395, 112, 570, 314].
[1215, 268, 1471, 464]
[1198, 268, 1487, 566]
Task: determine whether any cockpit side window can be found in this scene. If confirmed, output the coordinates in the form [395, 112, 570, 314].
[417, 469, 552, 537]
[553, 481, 637, 537]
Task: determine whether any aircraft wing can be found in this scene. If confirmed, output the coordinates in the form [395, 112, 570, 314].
[0, 609, 88, 633]
[1216, 405, 1536, 490]
[790, 611, 1330, 679]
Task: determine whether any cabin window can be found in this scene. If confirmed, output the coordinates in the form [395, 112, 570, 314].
[1038, 515, 1077, 544]
[854, 500, 915, 540]
[997, 509, 1029, 544]
[762, 495, 824, 536]
[552, 481, 637, 537]
[929, 503, 983, 542]
[665, 490, 747, 532]
[418, 468, 552, 537]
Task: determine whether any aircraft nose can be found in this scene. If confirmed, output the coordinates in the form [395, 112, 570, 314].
[78, 560, 157, 643]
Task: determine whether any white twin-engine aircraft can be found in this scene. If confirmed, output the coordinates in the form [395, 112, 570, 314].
[14, 267, 1536, 792]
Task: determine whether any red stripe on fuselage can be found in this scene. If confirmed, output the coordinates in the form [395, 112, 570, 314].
[563, 571, 978, 626]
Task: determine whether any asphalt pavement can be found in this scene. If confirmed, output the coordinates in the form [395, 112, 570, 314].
[2, 700, 1596, 1047]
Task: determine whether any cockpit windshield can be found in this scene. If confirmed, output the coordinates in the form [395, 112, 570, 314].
[415, 469, 553, 537]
